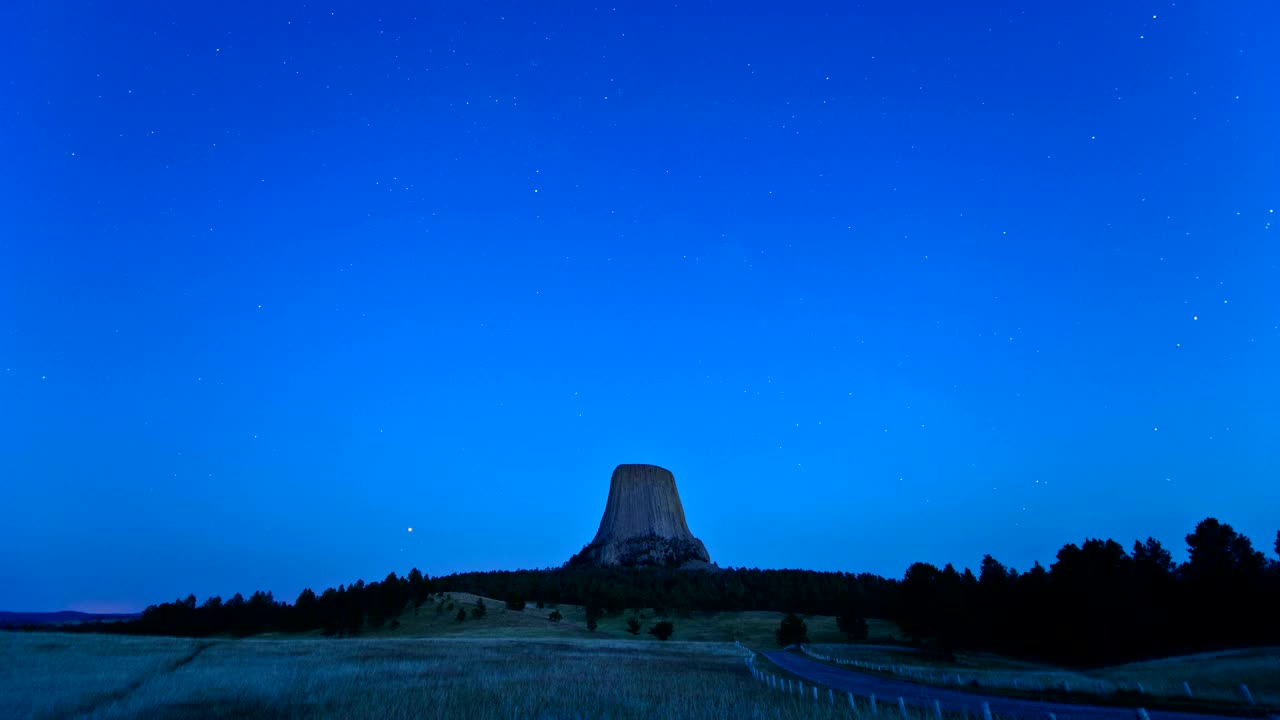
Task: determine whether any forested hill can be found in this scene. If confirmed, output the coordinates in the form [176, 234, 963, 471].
[26, 518, 1280, 667]
[0, 611, 139, 627]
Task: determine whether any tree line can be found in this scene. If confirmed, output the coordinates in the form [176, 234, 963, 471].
[44, 568, 435, 638]
[24, 517, 1279, 667]
[892, 518, 1280, 665]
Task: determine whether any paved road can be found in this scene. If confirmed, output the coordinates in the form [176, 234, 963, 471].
[764, 651, 1264, 720]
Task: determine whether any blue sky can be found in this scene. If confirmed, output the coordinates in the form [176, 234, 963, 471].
[2, 1, 1277, 612]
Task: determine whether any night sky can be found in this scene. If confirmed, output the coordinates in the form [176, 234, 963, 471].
[3, 2, 1277, 613]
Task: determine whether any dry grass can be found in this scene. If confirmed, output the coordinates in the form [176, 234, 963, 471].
[1, 631, 878, 720]
[805, 643, 1280, 711]
[368, 592, 901, 648]
[0, 633, 208, 718]
[1096, 647, 1280, 706]
[8, 620, 1270, 719]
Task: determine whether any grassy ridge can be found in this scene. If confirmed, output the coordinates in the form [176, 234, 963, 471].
[360, 591, 902, 647]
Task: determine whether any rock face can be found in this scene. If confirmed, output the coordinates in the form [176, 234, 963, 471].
[568, 464, 713, 568]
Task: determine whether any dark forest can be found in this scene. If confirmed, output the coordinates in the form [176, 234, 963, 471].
[20, 518, 1278, 667]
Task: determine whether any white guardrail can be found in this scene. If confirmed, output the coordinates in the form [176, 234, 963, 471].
[793, 644, 1258, 709]
[730, 641, 1257, 720]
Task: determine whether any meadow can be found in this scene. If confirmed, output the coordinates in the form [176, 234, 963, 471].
[354, 591, 901, 647]
[805, 643, 1280, 712]
[0, 630, 870, 720]
[7, 591, 1277, 719]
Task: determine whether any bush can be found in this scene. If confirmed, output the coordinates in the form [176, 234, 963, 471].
[549, 609, 563, 623]
[471, 599, 487, 619]
[625, 616, 642, 635]
[506, 595, 526, 611]
[455, 609, 466, 622]
[587, 616, 598, 631]
[837, 612, 869, 641]
[649, 620, 674, 640]
[776, 612, 808, 646]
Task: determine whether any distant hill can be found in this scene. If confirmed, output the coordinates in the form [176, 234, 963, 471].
[0, 610, 139, 627]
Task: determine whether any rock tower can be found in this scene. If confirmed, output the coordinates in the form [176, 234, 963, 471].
[567, 464, 713, 568]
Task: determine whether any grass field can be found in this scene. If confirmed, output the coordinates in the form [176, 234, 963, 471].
[805, 643, 1280, 712]
[1, 631, 871, 720]
[1097, 648, 1280, 707]
[358, 591, 902, 648]
[8, 593, 1275, 719]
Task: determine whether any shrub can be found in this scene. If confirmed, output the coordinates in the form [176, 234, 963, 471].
[587, 616, 598, 631]
[776, 613, 808, 647]
[455, 609, 466, 622]
[549, 609, 563, 623]
[649, 620, 674, 641]
[837, 612, 869, 641]
[506, 595, 526, 611]
[625, 616, 642, 635]
[471, 599, 487, 619]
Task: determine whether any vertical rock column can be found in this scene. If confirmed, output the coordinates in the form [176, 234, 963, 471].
[573, 464, 712, 567]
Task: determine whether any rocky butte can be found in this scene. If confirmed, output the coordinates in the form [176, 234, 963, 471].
[567, 464, 714, 569]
